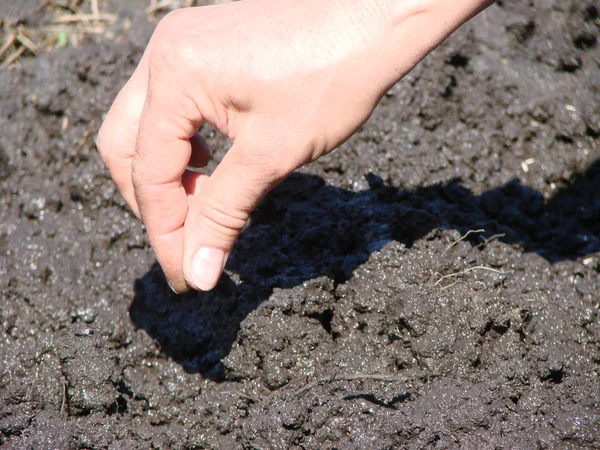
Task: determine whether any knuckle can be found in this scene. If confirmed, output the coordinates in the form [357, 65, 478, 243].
[153, 8, 185, 41]
[197, 200, 249, 241]
[233, 151, 288, 183]
[130, 154, 150, 189]
[149, 22, 179, 72]
[96, 121, 110, 154]
[96, 122, 116, 166]
[150, 11, 195, 75]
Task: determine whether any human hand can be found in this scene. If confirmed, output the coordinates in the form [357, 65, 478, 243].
[97, 0, 493, 293]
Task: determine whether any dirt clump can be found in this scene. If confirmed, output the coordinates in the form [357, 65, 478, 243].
[1, 1, 599, 448]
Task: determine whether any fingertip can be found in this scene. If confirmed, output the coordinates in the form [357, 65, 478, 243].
[187, 132, 211, 169]
[166, 277, 189, 295]
[188, 247, 227, 291]
[182, 170, 209, 197]
[182, 143, 288, 291]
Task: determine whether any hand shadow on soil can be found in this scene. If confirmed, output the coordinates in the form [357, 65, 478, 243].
[130, 158, 600, 378]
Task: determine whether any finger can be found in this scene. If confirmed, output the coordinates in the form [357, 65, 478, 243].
[182, 170, 209, 198]
[97, 52, 150, 219]
[187, 132, 211, 169]
[133, 76, 204, 293]
[183, 144, 289, 291]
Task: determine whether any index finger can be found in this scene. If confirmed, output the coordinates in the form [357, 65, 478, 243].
[132, 63, 205, 292]
[97, 52, 150, 219]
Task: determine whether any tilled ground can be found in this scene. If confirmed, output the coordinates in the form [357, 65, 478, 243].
[1, 1, 599, 448]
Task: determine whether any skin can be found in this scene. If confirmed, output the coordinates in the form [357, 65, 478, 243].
[97, 0, 494, 293]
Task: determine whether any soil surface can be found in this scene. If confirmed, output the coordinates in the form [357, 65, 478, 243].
[1, 1, 599, 449]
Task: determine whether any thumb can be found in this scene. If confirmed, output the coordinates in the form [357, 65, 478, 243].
[183, 144, 288, 291]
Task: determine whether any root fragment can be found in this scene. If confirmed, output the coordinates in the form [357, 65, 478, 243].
[474, 233, 505, 250]
[446, 229, 485, 251]
[432, 265, 504, 288]
[294, 373, 407, 398]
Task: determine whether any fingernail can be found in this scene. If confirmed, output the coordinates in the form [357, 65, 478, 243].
[191, 247, 225, 291]
[166, 279, 179, 295]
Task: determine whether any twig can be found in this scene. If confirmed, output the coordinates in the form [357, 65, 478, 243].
[294, 373, 406, 398]
[474, 233, 505, 250]
[221, 391, 262, 403]
[54, 13, 117, 23]
[433, 265, 504, 287]
[1, 46, 26, 67]
[440, 280, 460, 290]
[91, 0, 100, 19]
[445, 229, 484, 251]
[60, 381, 67, 413]
[339, 373, 406, 382]
[146, 0, 176, 15]
[440, 279, 487, 291]
[0, 32, 17, 59]
[72, 133, 91, 158]
[39, 25, 105, 35]
[16, 32, 40, 55]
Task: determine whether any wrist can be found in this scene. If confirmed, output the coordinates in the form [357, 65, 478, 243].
[372, 0, 495, 94]
[387, 0, 494, 27]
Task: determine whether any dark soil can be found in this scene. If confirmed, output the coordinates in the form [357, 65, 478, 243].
[1, 1, 599, 449]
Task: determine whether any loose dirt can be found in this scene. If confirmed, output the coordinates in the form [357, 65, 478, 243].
[1, 1, 599, 448]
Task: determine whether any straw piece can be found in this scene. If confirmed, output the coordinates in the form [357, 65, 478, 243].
[16, 32, 40, 54]
[54, 13, 117, 23]
[0, 33, 17, 59]
[1, 46, 26, 67]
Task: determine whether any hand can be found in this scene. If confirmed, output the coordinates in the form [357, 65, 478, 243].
[97, 0, 493, 292]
